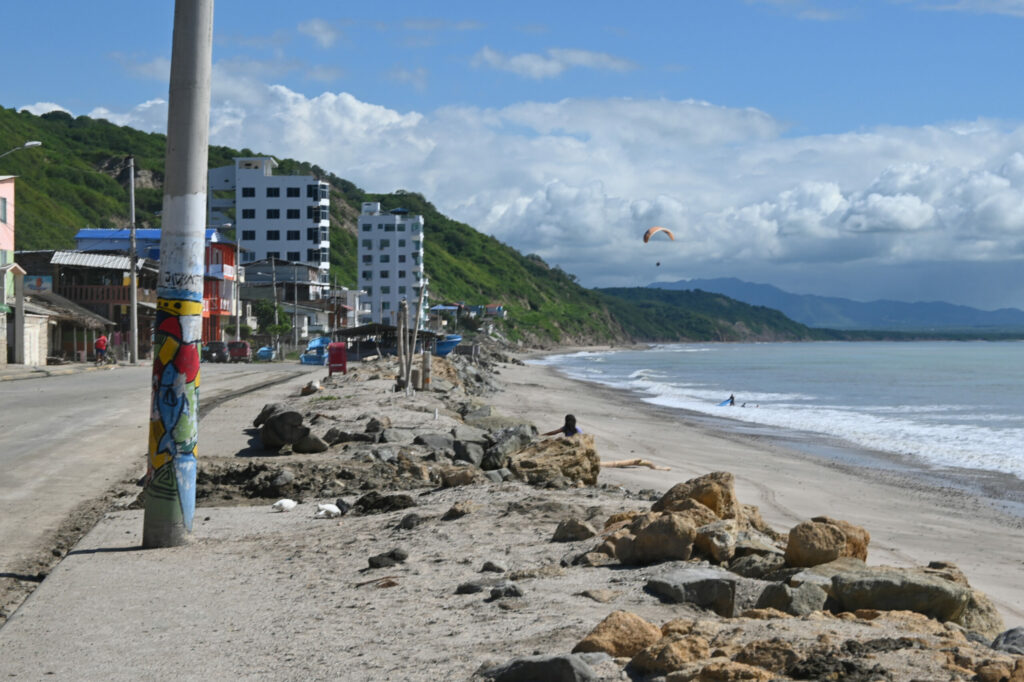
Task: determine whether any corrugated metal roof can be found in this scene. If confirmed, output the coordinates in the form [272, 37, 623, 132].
[51, 250, 134, 270]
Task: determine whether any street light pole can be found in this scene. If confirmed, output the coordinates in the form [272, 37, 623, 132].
[234, 225, 241, 341]
[0, 141, 41, 160]
[128, 156, 139, 365]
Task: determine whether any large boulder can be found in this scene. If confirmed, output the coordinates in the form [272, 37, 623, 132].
[829, 567, 972, 623]
[784, 517, 869, 567]
[628, 635, 712, 676]
[645, 566, 768, 617]
[482, 424, 536, 470]
[651, 472, 741, 522]
[260, 410, 310, 449]
[627, 513, 697, 565]
[572, 610, 662, 658]
[755, 581, 828, 616]
[480, 653, 597, 682]
[508, 433, 600, 487]
[693, 519, 738, 564]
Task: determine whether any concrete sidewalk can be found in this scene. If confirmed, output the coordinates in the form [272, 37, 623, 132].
[0, 361, 116, 381]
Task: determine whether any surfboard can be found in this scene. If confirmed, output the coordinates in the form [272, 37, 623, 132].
[717, 398, 732, 406]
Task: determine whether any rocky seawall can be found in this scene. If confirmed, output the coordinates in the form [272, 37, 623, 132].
[189, 348, 1024, 681]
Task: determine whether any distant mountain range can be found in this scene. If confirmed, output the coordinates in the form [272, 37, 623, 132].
[652, 278, 1024, 332]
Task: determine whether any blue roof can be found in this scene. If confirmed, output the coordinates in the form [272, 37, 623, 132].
[74, 228, 233, 244]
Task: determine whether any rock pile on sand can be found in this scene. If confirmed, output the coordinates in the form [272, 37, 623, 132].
[195, 351, 1023, 681]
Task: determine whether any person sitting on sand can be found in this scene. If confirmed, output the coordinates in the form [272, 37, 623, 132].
[542, 414, 582, 438]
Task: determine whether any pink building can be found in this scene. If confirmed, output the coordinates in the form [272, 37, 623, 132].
[1, 175, 15, 262]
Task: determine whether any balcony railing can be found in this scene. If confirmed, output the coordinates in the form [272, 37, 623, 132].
[58, 284, 157, 305]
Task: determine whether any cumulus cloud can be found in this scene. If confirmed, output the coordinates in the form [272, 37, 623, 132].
[19, 102, 71, 116]
[471, 46, 635, 79]
[63, 77, 1024, 302]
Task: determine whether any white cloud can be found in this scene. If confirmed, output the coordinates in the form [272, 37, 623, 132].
[918, 0, 1024, 18]
[471, 46, 635, 79]
[72, 79, 1024, 301]
[19, 102, 71, 116]
[297, 19, 340, 48]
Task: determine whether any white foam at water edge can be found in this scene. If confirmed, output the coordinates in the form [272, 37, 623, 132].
[639, 392, 1024, 480]
[527, 350, 614, 366]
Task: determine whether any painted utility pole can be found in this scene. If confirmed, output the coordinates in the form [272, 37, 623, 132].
[128, 156, 139, 365]
[143, 0, 213, 548]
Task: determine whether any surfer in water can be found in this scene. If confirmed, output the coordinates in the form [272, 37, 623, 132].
[729, 394, 735, 406]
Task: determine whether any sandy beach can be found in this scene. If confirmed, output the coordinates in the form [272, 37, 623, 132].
[488, 352, 1024, 630]
[3, 349, 1023, 680]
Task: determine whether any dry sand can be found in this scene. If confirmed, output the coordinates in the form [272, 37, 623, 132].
[2, 351, 1023, 681]
[488, 353, 1024, 630]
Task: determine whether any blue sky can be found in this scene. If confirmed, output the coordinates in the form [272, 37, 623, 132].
[7, 0, 1024, 308]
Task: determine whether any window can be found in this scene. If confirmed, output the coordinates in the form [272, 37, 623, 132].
[361, 239, 372, 249]
[379, 270, 390, 279]
[307, 249, 318, 262]
[286, 187, 300, 198]
[287, 251, 300, 261]
[361, 223, 372, 232]
[361, 271, 372, 280]
[412, 224, 421, 233]
[287, 230, 300, 240]
[385, 224, 395, 232]
[1, 197, 6, 223]
[308, 228, 319, 242]
[364, 287, 372, 296]
[307, 184, 318, 198]
[378, 223, 386, 230]
[267, 230, 280, 240]
[412, 240, 421, 250]
[398, 239, 406, 247]
[399, 286, 407, 294]
[379, 255, 390, 263]
[242, 230, 256, 240]
[362, 255, 372, 263]
[241, 187, 255, 198]
[243, 251, 256, 263]
[381, 301, 390, 310]
[267, 251, 280, 259]
[381, 286, 391, 294]
[398, 254, 406, 263]
[286, 209, 300, 220]
[266, 187, 280, 198]
[266, 209, 280, 219]
[320, 248, 328, 263]
[320, 228, 328, 242]
[379, 239, 390, 248]
[398, 223, 406, 231]
[398, 270, 406, 279]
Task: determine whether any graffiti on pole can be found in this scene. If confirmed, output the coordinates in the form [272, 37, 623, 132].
[147, 290, 202, 531]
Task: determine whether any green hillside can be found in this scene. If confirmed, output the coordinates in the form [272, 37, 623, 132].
[1, 105, 816, 345]
[598, 287, 821, 341]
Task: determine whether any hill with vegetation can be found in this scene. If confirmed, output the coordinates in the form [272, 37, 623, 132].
[1, 105, 818, 345]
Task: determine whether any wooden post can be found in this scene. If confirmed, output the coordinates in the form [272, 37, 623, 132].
[143, 0, 213, 548]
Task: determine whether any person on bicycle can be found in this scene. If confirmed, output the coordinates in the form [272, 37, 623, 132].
[94, 334, 108, 363]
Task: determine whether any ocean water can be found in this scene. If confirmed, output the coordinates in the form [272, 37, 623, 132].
[532, 342, 1024, 481]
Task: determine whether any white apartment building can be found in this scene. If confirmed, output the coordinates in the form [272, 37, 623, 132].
[357, 202, 428, 328]
[208, 157, 330, 283]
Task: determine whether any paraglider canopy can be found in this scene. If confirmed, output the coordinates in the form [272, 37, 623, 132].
[643, 226, 675, 243]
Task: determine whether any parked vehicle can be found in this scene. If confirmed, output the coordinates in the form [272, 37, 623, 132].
[228, 341, 252, 363]
[203, 341, 228, 363]
[256, 345, 276, 361]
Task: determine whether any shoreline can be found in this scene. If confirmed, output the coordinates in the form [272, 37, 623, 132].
[488, 352, 1024, 628]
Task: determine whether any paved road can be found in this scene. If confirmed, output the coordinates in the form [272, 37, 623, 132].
[0, 362, 320, 574]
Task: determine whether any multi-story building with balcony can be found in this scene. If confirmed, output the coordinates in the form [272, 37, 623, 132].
[356, 202, 428, 328]
[208, 157, 330, 283]
[74, 228, 240, 343]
